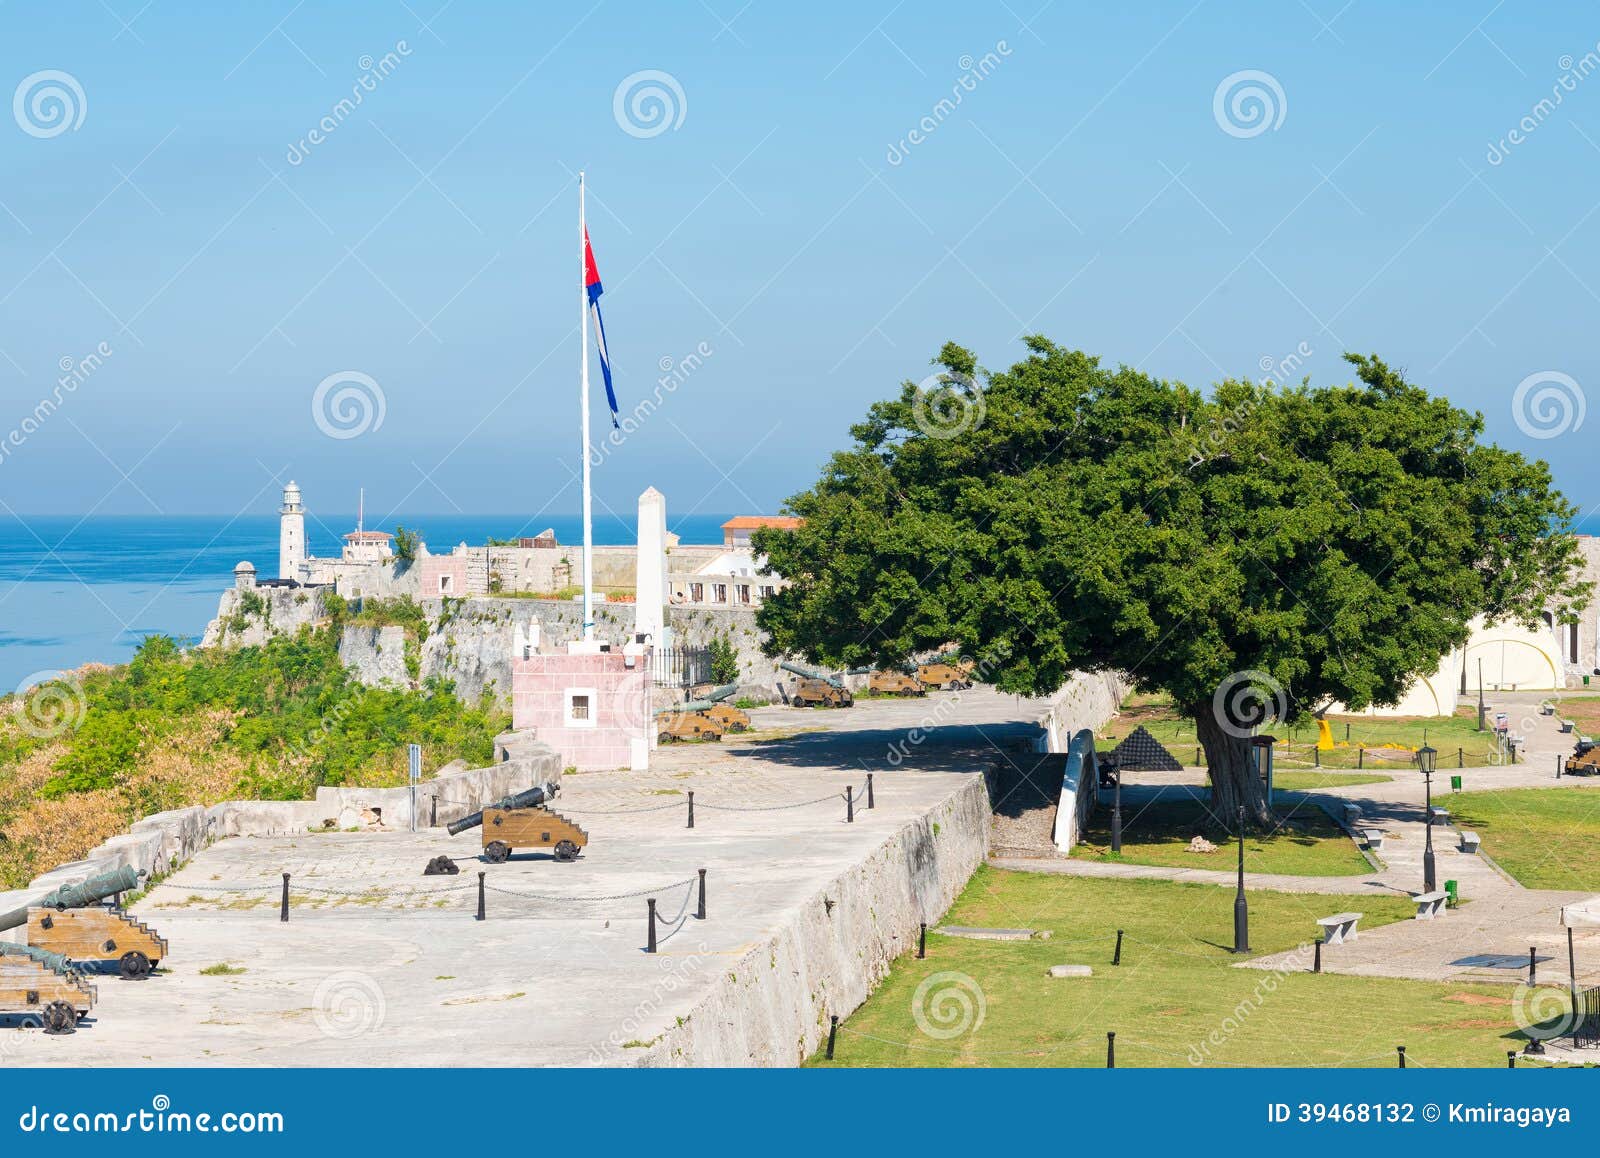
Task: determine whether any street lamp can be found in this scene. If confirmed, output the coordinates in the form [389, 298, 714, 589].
[1419, 744, 1438, 893]
[1233, 804, 1250, 953]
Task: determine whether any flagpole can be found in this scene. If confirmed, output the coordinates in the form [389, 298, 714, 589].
[579, 171, 595, 642]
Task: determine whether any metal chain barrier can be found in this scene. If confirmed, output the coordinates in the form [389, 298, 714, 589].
[486, 876, 698, 904]
[699, 791, 845, 812]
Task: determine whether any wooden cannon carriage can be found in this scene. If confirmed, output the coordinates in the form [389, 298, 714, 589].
[0, 950, 96, 1033]
[27, 907, 167, 980]
[481, 806, 589, 863]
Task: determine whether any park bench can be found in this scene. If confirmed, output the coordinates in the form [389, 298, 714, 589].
[1413, 891, 1448, 920]
[1560, 719, 1575, 734]
[1459, 831, 1481, 854]
[1429, 807, 1450, 826]
[1317, 912, 1362, 945]
[1361, 828, 1385, 852]
[1342, 803, 1363, 825]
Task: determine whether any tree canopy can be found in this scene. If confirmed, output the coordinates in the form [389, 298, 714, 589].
[755, 338, 1589, 820]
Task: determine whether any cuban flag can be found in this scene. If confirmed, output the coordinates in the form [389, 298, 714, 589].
[584, 228, 620, 428]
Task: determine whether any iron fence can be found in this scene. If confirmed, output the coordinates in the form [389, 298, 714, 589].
[652, 646, 712, 688]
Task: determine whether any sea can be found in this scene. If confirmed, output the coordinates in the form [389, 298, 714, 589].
[0, 513, 734, 691]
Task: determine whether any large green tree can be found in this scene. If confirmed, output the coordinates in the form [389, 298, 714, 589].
[756, 339, 1589, 824]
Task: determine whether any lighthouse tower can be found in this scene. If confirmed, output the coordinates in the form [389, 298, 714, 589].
[279, 481, 306, 580]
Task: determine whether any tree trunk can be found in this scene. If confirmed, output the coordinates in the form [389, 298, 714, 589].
[1191, 706, 1273, 829]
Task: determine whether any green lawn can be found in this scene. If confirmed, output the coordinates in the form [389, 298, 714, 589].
[1103, 697, 1508, 771]
[812, 869, 1544, 1068]
[1069, 799, 1371, 876]
[1443, 785, 1600, 890]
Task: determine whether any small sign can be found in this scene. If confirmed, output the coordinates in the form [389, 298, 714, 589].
[408, 743, 422, 784]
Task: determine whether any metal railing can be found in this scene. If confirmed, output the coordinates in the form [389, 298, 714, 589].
[652, 646, 713, 688]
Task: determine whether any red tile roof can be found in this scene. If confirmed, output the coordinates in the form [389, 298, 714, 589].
[721, 516, 802, 532]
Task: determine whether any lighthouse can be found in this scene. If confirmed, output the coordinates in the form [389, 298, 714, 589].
[279, 481, 306, 581]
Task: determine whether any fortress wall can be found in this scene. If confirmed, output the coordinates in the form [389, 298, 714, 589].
[639, 769, 990, 1066]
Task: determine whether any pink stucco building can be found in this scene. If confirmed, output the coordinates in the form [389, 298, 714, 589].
[511, 651, 649, 771]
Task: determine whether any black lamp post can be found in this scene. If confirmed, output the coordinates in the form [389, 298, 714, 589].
[1419, 744, 1437, 893]
[1108, 738, 1122, 855]
[1232, 803, 1250, 953]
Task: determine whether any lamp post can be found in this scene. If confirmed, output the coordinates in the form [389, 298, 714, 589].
[1108, 737, 1122, 855]
[1419, 744, 1437, 894]
[1233, 803, 1250, 953]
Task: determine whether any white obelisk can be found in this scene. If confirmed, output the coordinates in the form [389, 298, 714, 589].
[578, 171, 596, 643]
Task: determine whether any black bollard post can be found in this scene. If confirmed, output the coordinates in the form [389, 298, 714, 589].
[1314, 746, 1320, 768]
[1358, 748, 1364, 769]
[1507, 1051, 1517, 1069]
[647, 898, 658, 953]
[1106, 1031, 1116, 1068]
[1314, 937, 1322, 974]
[1556, 757, 1563, 780]
[1529, 946, 1537, 985]
[430, 794, 438, 828]
[696, 869, 707, 920]
[1397, 1045, 1406, 1069]
[826, 1015, 838, 1060]
[1458, 748, 1464, 768]
[866, 773, 875, 809]
[1113, 929, 1124, 966]
[687, 791, 695, 829]
[476, 872, 486, 921]
[280, 872, 290, 923]
[918, 922, 927, 959]
[846, 785, 854, 823]
[1195, 746, 1202, 767]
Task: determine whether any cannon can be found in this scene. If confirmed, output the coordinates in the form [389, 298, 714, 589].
[699, 684, 751, 732]
[0, 954, 95, 1033]
[869, 670, 926, 697]
[1, 866, 166, 981]
[0, 866, 141, 934]
[779, 662, 854, 708]
[446, 783, 558, 836]
[656, 708, 723, 743]
[446, 782, 587, 864]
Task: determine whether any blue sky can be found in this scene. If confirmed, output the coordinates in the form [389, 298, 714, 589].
[2, 1, 1598, 528]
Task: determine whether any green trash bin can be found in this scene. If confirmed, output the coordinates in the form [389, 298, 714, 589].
[1444, 879, 1459, 908]
[1450, 774, 1462, 791]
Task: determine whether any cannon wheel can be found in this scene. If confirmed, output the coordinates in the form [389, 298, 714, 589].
[657, 731, 673, 744]
[484, 840, 511, 864]
[553, 840, 580, 863]
[41, 1001, 76, 1035]
[119, 950, 152, 981]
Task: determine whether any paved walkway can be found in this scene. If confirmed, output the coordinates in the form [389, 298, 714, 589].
[993, 695, 1600, 988]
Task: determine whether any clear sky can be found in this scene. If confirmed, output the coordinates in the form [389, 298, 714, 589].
[2, 1, 1598, 529]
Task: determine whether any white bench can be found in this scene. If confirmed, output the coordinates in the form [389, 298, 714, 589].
[1317, 912, 1362, 945]
[1429, 808, 1450, 826]
[1361, 828, 1385, 852]
[1560, 719, 1575, 734]
[1343, 804, 1363, 825]
[1413, 891, 1447, 919]
[1460, 831, 1481, 854]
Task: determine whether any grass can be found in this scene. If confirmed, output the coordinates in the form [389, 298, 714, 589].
[199, 962, 246, 976]
[1273, 771, 1391, 791]
[1102, 695, 1508, 771]
[1069, 799, 1371, 876]
[1442, 784, 1600, 890]
[812, 868, 1541, 1068]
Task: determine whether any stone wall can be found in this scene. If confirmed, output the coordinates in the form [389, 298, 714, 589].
[0, 732, 561, 934]
[327, 598, 775, 703]
[200, 584, 328, 649]
[638, 770, 990, 1066]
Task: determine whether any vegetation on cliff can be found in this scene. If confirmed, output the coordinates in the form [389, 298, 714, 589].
[0, 628, 509, 888]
